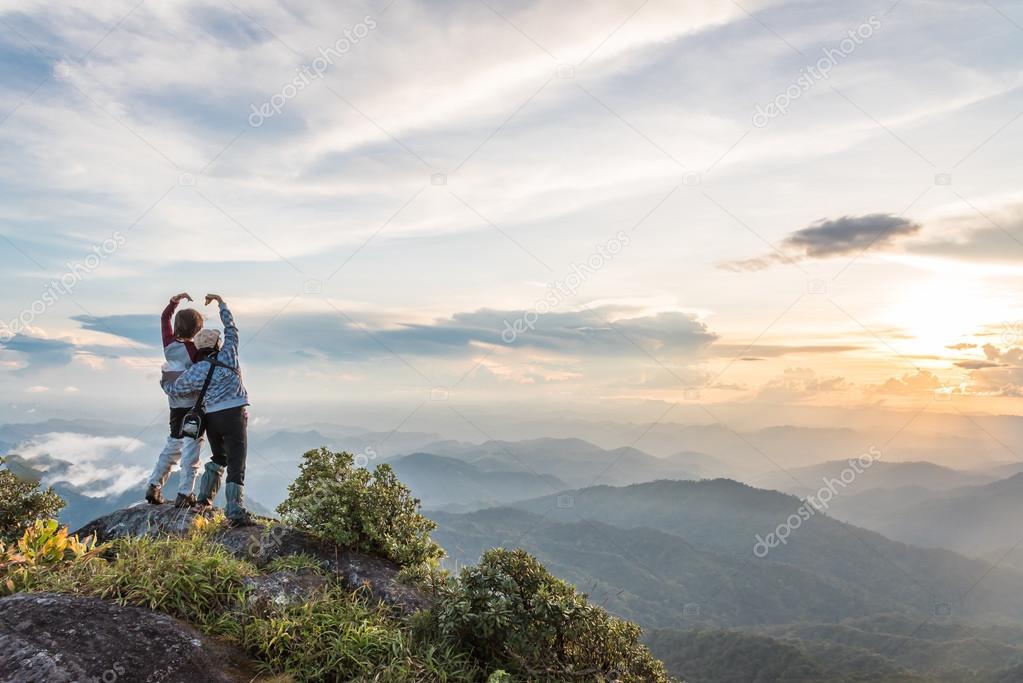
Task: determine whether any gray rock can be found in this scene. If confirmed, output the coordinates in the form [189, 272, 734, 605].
[74, 504, 430, 615]
[243, 569, 329, 615]
[0, 592, 260, 683]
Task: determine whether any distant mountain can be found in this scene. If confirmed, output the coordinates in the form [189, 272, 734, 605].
[414, 437, 707, 488]
[432, 507, 895, 629]
[824, 485, 946, 532]
[643, 628, 924, 683]
[253, 428, 444, 462]
[504, 479, 1023, 622]
[759, 615, 1023, 682]
[388, 453, 568, 510]
[749, 459, 994, 498]
[860, 473, 1023, 557]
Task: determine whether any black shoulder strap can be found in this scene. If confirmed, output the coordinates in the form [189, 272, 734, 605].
[192, 352, 219, 411]
[208, 356, 239, 374]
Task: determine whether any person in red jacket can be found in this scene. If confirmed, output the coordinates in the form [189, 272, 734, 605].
[145, 292, 205, 506]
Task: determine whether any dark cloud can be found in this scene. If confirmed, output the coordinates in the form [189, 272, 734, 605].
[76, 306, 719, 364]
[1, 335, 76, 374]
[72, 314, 161, 346]
[721, 214, 921, 271]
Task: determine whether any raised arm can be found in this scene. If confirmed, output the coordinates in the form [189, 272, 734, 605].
[206, 294, 238, 366]
[161, 292, 193, 345]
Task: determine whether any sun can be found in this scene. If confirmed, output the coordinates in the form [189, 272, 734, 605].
[884, 276, 1002, 356]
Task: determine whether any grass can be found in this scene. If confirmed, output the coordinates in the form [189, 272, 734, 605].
[25, 530, 483, 682]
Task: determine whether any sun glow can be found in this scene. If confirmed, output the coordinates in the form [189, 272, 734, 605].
[885, 276, 1003, 356]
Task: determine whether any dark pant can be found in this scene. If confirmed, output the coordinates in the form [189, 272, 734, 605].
[205, 406, 247, 485]
[168, 406, 206, 439]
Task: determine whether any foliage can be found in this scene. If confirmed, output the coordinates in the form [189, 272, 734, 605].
[277, 448, 444, 567]
[0, 519, 104, 595]
[428, 548, 673, 682]
[264, 552, 328, 575]
[0, 457, 65, 542]
[23, 525, 480, 682]
[234, 586, 479, 683]
[32, 531, 254, 631]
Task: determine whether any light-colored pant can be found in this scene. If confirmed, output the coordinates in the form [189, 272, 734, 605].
[148, 435, 204, 495]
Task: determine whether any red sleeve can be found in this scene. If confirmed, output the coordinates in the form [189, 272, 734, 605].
[161, 301, 176, 347]
[184, 341, 201, 363]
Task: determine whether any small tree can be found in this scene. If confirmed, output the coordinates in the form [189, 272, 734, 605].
[0, 457, 65, 543]
[277, 448, 443, 567]
[431, 548, 673, 682]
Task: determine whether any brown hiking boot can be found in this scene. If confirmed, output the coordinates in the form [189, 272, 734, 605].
[173, 493, 196, 508]
[145, 484, 165, 505]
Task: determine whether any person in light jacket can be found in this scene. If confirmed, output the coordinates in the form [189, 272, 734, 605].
[162, 294, 255, 527]
[146, 292, 204, 507]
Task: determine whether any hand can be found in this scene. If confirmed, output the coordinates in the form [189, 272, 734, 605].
[170, 292, 193, 304]
[205, 294, 224, 306]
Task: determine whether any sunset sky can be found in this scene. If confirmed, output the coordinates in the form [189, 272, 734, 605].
[2, 0, 1022, 427]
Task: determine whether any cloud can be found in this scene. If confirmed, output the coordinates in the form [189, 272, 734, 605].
[14, 432, 148, 496]
[909, 203, 1023, 264]
[0, 334, 122, 375]
[1, 335, 76, 373]
[722, 214, 921, 271]
[80, 305, 719, 363]
[962, 344, 1023, 396]
[711, 343, 863, 358]
[755, 367, 848, 402]
[870, 370, 943, 394]
[955, 360, 1002, 370]
[71, 314, 162, 346]
[947, 343, 977, 350]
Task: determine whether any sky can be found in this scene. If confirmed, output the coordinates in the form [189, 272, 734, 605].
[1, 0, 1023, 436]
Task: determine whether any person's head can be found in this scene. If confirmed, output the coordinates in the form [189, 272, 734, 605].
[173, 309, 203, 341]
[193, 329, 222, 354]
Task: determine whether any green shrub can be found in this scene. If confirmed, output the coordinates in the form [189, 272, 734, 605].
[32, 531, 255, 631]
[0, 519, 104, 595]
[237, 586, 479, 683]
[0, 457, 65, 542]
[429, 548, 673, 682]
[277, 448, 444, 567]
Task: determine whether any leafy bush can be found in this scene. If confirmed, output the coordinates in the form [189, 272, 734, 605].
[0, 457, 65, 542]
[277, 448, 444, 567]
[429, 548, 673, 682]
[237, 586, 479, 683]
[0, 519, 104, 595]
[32, 531, 255, 631]
[24, 525, 479, 682]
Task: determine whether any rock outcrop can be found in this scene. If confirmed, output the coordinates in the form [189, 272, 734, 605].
[0, 592, 260, 683]
[73, 503, 430, 615]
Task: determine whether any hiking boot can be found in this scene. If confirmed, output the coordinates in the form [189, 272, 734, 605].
[225, 511, 259, 528]
[224, 482, 257, 527]
[145, 484, 165, 505]
[194, 462, 224, 508]
[173, 493, 196, 508]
